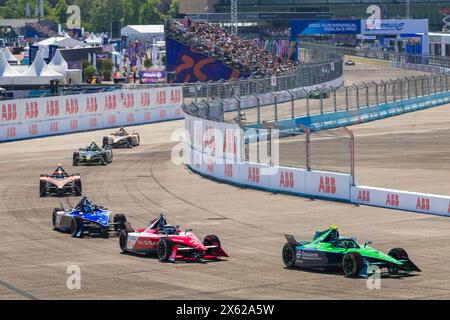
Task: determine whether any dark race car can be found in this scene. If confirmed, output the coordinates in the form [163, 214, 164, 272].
[308, 88, 331, 99]
[119, 214, 228, 262]
[282, 226, 421, 278]
[73, 141, 113, 166]
[40, 165, 82, 197]
[103, 127, 140, 149]
[52, 196, 127, 238]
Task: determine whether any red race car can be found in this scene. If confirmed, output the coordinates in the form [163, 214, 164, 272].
[119, 215, 228, 262]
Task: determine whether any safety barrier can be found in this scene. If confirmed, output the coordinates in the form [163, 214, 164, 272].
[0, 86, 183, 142]
[184, 109, 450, 217]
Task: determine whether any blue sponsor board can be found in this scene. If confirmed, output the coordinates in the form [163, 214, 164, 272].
[291, 20, 361, 38]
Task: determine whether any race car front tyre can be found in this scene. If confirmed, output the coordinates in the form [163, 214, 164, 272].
[203, 235, 221, 247]
[127, 137, 133, 148]
[388, 248, 409, 274]
[342, 252, 364, 278]
[101, 154, 108, 166]
[158, 238, 174, 262]
[73, 153, 80, 166]
[52, 208, 63, 228]
[119, 230, 128, 253]
[113, 214, 127, 231]
[74, 179, 82, 196]
[282, 243, 296, 269]
[102, 137, 110, 148]
[40, 181, 47, 197]
[70, 217, 84, 238]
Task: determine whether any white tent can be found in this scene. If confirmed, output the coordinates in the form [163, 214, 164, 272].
[37, 36, 83, 48]
[20, 52, 64, 85]
[0, 51, 23, 85]
[48, 49, 69, 76]
[2, 47, 19, 65]
[85, 33, 102, 45]
[121, 25, 164, 41]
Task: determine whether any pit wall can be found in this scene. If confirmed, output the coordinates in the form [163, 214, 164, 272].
[0, 86, 183, 142]
[184, 113, 450, 217]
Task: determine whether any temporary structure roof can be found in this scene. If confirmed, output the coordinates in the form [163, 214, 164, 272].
[37, 36, 83, 48]
[48, 49, 69, 75]
[85, 33, 102, 44]
[0, 51, 22, 83]
[2, 47, 19, 64]
[20, 52, 64, 84]
[121, 25, 164, 41]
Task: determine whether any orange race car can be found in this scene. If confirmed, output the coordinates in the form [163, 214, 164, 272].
[103, 127, 140, 149]
[40, 165, 82, 197]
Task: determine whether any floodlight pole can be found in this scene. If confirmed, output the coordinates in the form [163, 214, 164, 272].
[231, 0, 238, 35]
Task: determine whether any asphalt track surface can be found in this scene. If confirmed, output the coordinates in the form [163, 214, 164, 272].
[1, 62, 450, 300]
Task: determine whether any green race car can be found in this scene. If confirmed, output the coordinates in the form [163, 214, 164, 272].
[282, 226, 421, 278]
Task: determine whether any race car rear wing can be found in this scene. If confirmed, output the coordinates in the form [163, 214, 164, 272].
[285, 235, 300, 246]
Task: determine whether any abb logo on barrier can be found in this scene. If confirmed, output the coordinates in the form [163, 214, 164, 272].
[248, 167, 260, 183]
[127, 113, 134, 123]
[448, 202, 450, 214]
[223, 130, 237, 155]
[1, 103, 17, 122]
[357, 190, 371, 203]
[86, 97, 98, 113]
[108, 115, 117, 125]
[156, 90, 167, 105]
[416, 197, 430, 211]
[280, 171, 295, 189]
[25, 102, 39, 119]
[50, 122, 59, 133]
[123, 94, 135, 109]
[318, 176, 336, 194]
[144, 112, 151, 121]
[70, 120, 78, 130]
[170, 89, 181, 104]
[175, 108, 182, 117]
[140, 92, 151, 107]
[104, 95, 117, 111]
[28, 124, 38, 135]
[46, 99, 60, 117]
[65, 98, 79, 115]
[224, 164, 233, 178]
[386, 193, 399, 207]
[160, 109, 167, 119]
[89, 117, 97, 128]
[207, 161, 214, 174]
[6, 127, 16, 138]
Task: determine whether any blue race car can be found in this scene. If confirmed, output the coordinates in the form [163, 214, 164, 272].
[52, 196, 128, 238]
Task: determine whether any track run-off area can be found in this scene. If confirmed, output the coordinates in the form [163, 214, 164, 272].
[0, 62, 449, 300]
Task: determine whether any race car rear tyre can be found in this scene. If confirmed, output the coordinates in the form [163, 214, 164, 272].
[73, 153, 80, 166]
[282, 243, 296, 269]
[119, 230, 128, 253]
[74, 180, 82, 196]
[52, 208, 63, 228]
[203, 235, 221, 247]
[40, 181, 47, 197]
[342, 252, 364, 278]
[102, 137, 110, 148]
[157, 238, 174, 262]
[70, 217, 84, 238]
[113, 214, 127, 231]
[135, 134, 140, 146]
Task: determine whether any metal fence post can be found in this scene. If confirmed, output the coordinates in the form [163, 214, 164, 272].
[399, 78, 403, 101]
[254, 94, 261, 127]
[333, 87, 337, 112]
[271, 92, 278, 122]
[374, 81, 379, 106]
[301, 125, 311, 171]
[354, 84, 360, 109]
[345, 87, 349, 111]
[306, 94, 311, 116]
[392, 80, 396, 102]
[288, 90, 295, 119]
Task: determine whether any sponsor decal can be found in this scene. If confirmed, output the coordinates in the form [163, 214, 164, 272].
[156, 90, 167, 105]
[122, 93, 135, 109]
[25, 102, 39, 119]
[280, 171, 294, 189]
[6, 126, 16, 138]
[70, 119, 78, 130]
[46, 99, 60, 117]
[127, 113, 134, 123]
[108, 115, 116, 125]
[140, 92, 151, 107]
[89, 117, 97, 128]
[248, 167, 260, 183]
[358, 190, 371, 203]
[385, 193, 399, 207]
[86, 97, 98, 113]
[50, 122, 59, 133]
[28, 124, 38, 135]
[144, 112, 151, 121]
[416, 197, 430, 211]
[104, 94, 117, 111]
[1, 103, 17, 122]
[297, 250, 320, 260]
[448, 202, 450, 214]
[170, 89, 181, 104]
[160, 109, 167, 119]
[318, 176, 336, 194]
[207, 161, 214, 174]
[224, 164, 233, 178]
[223, 129, 237, 155]
[65, 98, 79, 115]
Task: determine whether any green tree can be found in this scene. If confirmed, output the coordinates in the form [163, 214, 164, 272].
[55, 0, 68, 24]
[139, 0, 164, 25]
[101, 58, 113, 81]
[167, 0, 179, 18]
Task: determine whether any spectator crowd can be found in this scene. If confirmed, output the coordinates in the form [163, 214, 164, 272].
[167, 18, 297, 76]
